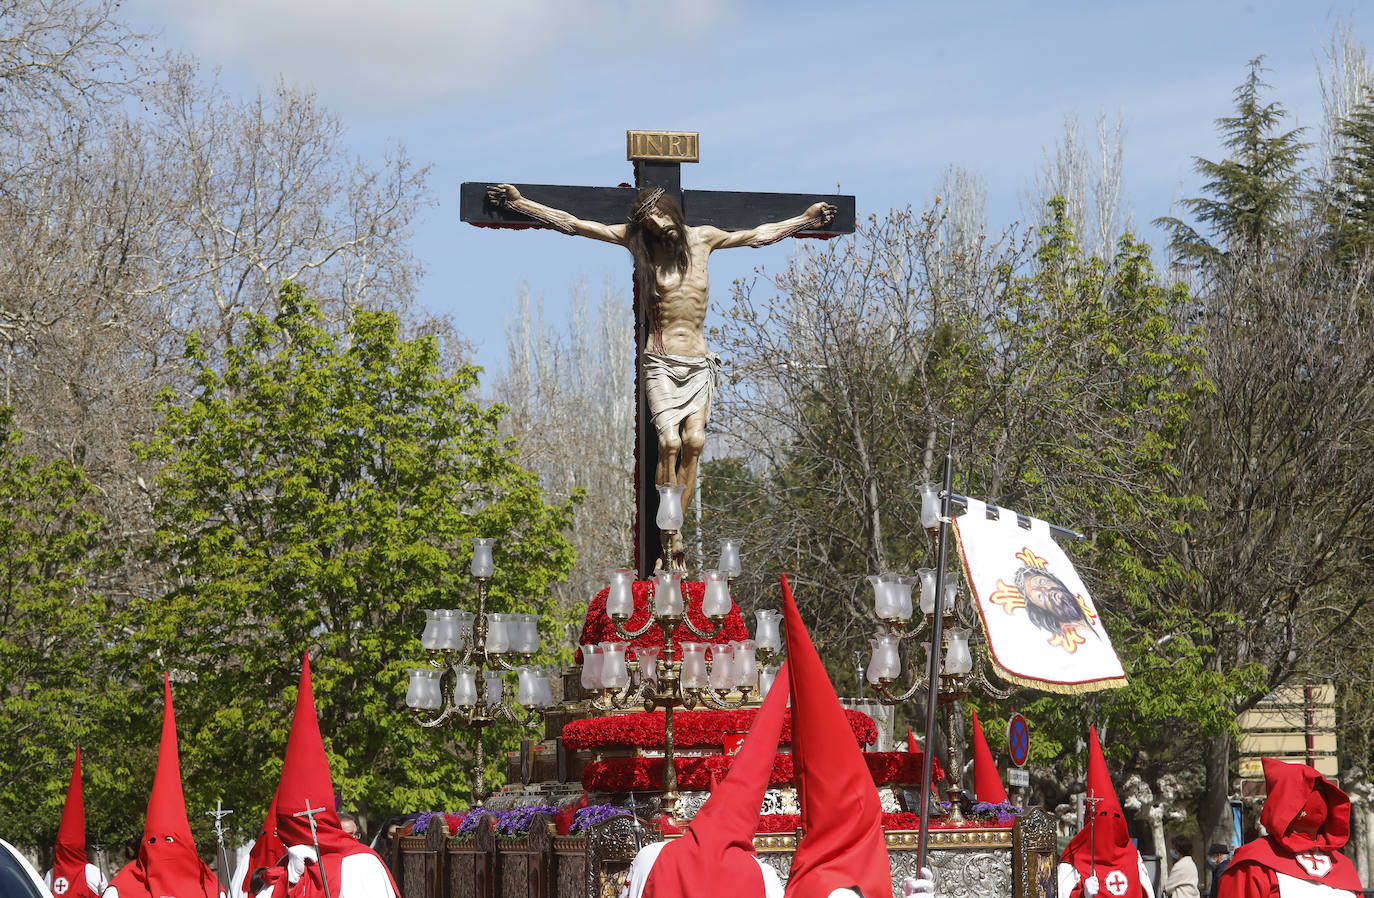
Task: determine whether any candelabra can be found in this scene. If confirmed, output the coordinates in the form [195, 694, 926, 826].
[404, 538, 554, 803]
[581, 526, 785, 814]
[861, 473, 1013, 824]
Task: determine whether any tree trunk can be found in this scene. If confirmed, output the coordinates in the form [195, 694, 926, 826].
[1202, 732, 1236, 848]
[1349, 792, 1367, 882]
[1150, 806, 1168, 872]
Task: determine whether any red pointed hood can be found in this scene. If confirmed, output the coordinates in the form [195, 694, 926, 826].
[264, 654, 389, 898]
[53, 748, 98, 898]
[781, 575, 890, 898]
[275, 654, 353, 853]
[643, 662, 790, 898]
[241, 788, 285, 894]
[1259, 757, 1349, 852]
[970, 710, 1009, 804]
[1225, 757, 1362, 890]
[108, 675, 221, 898]
[1060, 727, 1142, 897]
[907, 727, 917, 753]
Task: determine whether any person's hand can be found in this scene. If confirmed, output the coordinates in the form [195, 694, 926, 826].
[1084, 875, 1100, 898]
[903, 867, 935, 897]
[488, 183, 522, 206]
[806, 201, 837, 224]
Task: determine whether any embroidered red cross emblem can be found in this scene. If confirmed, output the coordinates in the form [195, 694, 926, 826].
[52, 876, 69, 895]
[1105, 870, 1129, 895]
[1297, 852, 1332, 878]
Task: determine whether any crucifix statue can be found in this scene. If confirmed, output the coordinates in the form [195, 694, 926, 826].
[462, 131, 855, 575]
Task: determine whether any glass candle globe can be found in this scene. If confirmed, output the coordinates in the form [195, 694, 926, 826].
[655, 483, 686, 530]
[717, 538, 742, 578]
[606, 568, 636, 617]
[702, 570, 732, 617]
[471, 537, 496, 579]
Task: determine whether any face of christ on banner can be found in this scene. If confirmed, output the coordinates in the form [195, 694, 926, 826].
[988, 549, 1100, 654]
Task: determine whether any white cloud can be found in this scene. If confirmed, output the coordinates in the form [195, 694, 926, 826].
[128, 0, 738, 111]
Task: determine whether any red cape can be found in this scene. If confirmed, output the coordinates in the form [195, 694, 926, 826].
[108, 675, 222, 898]
[241, 789, 285, 894]
[1059, 727, 1145, 898]
[781, 574, 890, 898]
[1220, 758, 1362, 898]
[643, 661, 790, 898]
[52, 747, 98, 898]
[263, 654, 392, 898]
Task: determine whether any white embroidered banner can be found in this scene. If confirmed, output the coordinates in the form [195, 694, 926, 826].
[953, 500, 1126, 693]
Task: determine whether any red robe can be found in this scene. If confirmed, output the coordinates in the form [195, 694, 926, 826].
[1218, 758, 1362, 898]
[1059, 727, 1148, 898]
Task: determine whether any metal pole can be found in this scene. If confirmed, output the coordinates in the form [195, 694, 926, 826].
[916, 448, 955, 871]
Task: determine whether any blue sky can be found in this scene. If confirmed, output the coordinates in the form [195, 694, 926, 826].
[124, 0, 1367, 373]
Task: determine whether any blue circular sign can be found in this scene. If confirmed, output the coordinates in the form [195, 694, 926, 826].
[1007, 713, 1030, 767]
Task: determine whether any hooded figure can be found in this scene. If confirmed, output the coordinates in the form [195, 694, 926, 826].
[106, 676, 223, 898]
[1058, 727, 1153, 898]
[781, 574, 894, 898]
[619, 660, 792, 898]
[45, 747, 106, 898]
[257, 654, 396, 898]
[1217, 758, 1362, 898]
[231, 789, 283, 898]
[969, 710, 1009, 805]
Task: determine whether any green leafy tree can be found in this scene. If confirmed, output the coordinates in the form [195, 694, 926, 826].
[0, 406, 136, 848]
[133, 284, 579, 835]
[1144, 59, 1374, 850]
[707, 200, 1208, 782]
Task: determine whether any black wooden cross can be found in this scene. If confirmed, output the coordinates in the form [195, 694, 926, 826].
[461, 132, 856, 577]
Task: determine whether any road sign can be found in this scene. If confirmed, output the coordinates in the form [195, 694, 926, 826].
[1008, 768, 1030, 788]
[1008, 713, 1030, 767]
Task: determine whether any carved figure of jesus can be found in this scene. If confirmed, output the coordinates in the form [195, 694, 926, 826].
[488, 184, 835, 550]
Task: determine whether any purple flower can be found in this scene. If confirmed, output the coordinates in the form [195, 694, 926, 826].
[970, 800, 1023, 824]
[493, 805, 560, 837]
[570, 804, 629, 834]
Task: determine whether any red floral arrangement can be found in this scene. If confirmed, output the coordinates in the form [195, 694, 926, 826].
[577, 581, 749, 661]
[561, 707, 878, 751]
[581, 750, 943, 792]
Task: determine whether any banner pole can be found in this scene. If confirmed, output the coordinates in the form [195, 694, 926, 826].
[916, 443, 956, 872]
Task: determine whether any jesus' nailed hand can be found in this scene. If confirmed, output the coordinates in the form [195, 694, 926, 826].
[487, 183, 835, 559]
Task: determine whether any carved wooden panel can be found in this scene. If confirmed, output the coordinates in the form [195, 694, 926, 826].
[554, 850, 585, 898]
[399, 832, 443, 898]
[501, 855, 530, 898]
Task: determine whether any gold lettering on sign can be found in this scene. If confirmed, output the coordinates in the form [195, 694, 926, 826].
[627, 130, 700, 163]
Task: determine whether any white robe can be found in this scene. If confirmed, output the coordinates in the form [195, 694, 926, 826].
[1059, 859, 1158, 898]
[251, 845, 396, 898]
[45, 863, 107, 897]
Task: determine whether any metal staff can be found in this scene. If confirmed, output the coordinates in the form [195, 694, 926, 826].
[626, 793, 645, 851]
[1085, 793, 1103, 885]
[916, 443, 955, 872]
[207, 800, 234, 896]
[293, 800, 334, 898]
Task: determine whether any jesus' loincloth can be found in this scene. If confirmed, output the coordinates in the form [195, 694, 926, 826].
[642, 351, 722, 437]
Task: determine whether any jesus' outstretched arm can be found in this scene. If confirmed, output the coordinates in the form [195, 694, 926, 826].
[702, 201, 838, 250]
[487, 184, 629, 245]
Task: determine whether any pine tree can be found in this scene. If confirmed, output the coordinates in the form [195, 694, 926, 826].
[1156, 57, 1307, 271]
[1324, 97, 1374, 263]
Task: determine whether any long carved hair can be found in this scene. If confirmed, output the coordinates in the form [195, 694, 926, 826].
[627, 187, 690, 277]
